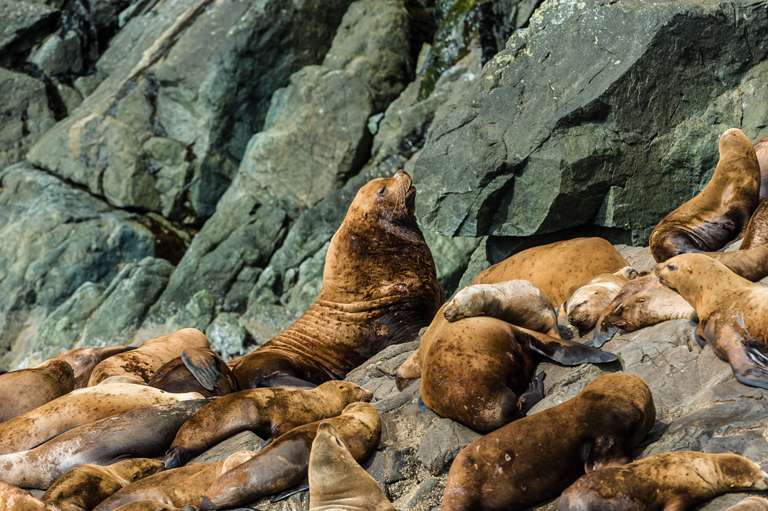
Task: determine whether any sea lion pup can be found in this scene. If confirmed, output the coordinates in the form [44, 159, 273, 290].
[93, 451, 256, 511]
[0, 383, 203, 456]
[0, 358, 74, 423]
[726, 497, 768, 511]
[655, 253, 768, 389]
[443, 280, 561, 337]
[441, 373, 656, 511]
[0, 400, 207, 489]
[309, 421, 394, 511]
[42, 458, 165, 511]
[396, 305, 618, 433]
[199, 402, 381, 510]
[560, 267, 637, 330]
[148, 348, 238, 397]
[231, 170, 444, 390]
[162, 381, 373, 469]
[559, 451, 768, 511]
[54, 346, 136, 389]
[88, 328, 210, 386]
[650, 128, 760, 263]
[0, 481, 59, 511]
[595, 286, 697, 335]
[472, 237, 629, 307]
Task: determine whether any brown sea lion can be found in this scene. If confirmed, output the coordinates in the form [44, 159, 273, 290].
[560, 267, 637, 330]
[0, 359, 74, 423]
[472, 237, 629, 306]
[755, 135, 768, 203]
[0, 400, 207, 489]
[649, 128, 760, 262]
[54, 346, 137, 389]
[443, 280, 561, 337]
[112, 502, 181, 511]
[309, 421, 394, 511]
[595, 286, 697, 336]
[148, 348, 238, 397]
[655, 253, 768, 389]
[42, 458, 165, 511]
[199, 402, 381, 510]
[162, 381, 373, 469]
[0, 481, 58, 510]
[559, 451, 768, 511]
[591, 272, 662, 347]
[742, 195, 768, 250]
[231, 171, 444, 390]
[0, 383, 202, 456]
[396, 304, 618, 433]
[726, 497, 768, 511]
[441, 373, 656, 511]
[88, 328, 210, 386]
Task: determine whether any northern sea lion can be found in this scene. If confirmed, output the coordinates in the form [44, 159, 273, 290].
[755, 135, 768, 203]
[88, 328, 210, 386]
[111, 502, 181, 511]
[54, 346, 136, 389]
[0, 383, 203, 456]
[42, 458, 165, 511]
[742, 192, 768, 250]
[594, 286, 697, 336]
[472, 237, 629, 306]
[726, 497, 768, 511]
[0, 359, 74, 423]
[148, 348, 238, 397]
[0, 400, 207, 489]
[560, 267, 637, 330]
[559, 451, 768, 511]
[199, 402, 381, 510]
[163, 381, 373, 469]
[441, 373, 656, 511]
[231, 171, 444, 390]
[0, 481, 58, 510]
[309, 421, 394, 511]
[649, 128, 760, 262]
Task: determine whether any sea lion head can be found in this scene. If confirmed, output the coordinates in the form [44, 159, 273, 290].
[444, 285, 491, 321]
[346, 170, 419, 237]
[123, 458, 166, 483]
[318, 381, 374, 403]
[720, 128, 754, 158]
[654, 253, 711, 294]
[713, 453, 768, 491]
[567, 282, 622, 329]
[311, 421, 352, 471]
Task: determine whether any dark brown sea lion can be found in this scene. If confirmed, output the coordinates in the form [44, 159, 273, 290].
[162, 381, 373, 469]
[54, 346, 136, 389]
[231, 170, 444, 390]
[560, 451, 768, 511]
[396, 304, 618, 433]
[726, 497, 768, 511]
[148, 348, 238, 397]
[0, 359, 74, 423]
[0, 481, 58, 510]
[199, 402, 381, 510]
[472, 237, 629, 306]
[561, 267, 637, 330]
[649, 128, 760, 262]
[441, 373, 656, 511]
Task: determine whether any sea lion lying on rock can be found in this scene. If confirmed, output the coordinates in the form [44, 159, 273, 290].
[560, 267, 637, 330]
[148, 348, 238, 397]
[594, 286, 697, 337]
[0, 481, 58, 510]
[54, 346, 137, 389]
[0, 359, 74, 423]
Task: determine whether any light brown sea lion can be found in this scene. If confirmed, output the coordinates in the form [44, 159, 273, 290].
[162, 381, 373, 469]
[93, 451, 256, 511]
[231, 170, 444, 389]
[0, 481, 58, 511]
[559, 451, 768, 511]
[472, 237, 629, 306]
[560, 267, 637, 330]
[199, 402, 381, 510]
[88, 328, 210, 386]
[441, 373, 656, 511]
[0, 383, 203, 456]
[42, 458, 165, 511]
[112, 502, 182, 511]
[755, 135, 768, 203]
[595, 286, 697, 335]
[0, 400, 207, 489]
[396, 304, 618, 433]
[655, 253, 768, 389]
[148, 348, 238, 397]
[54, 346, 137, 389]
[592, 271, 661, 347]
[443, 280, 560, 337]
[308, 421, 394, 511]
[0, 359, 74, 423]
[726, 497, 768, 511]
[649, 128, 760, 262]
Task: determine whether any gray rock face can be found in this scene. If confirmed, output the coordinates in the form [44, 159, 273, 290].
[0, 0, 60, 64]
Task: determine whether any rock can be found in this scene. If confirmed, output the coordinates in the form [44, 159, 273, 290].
[0, 0, 60, 64]
[73, 73, 103, 98]
[163, 290, 216, 334]
[205, 312, 247, 361]
[422, 230, 480, 297]
[28, 31, 84, 76]
[417, 419, 482, 475]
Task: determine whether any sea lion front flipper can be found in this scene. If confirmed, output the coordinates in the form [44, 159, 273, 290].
[270, 478, 309, 502]
[729, 344, 768, 391]
[589, 324, 619, 348]
[516, 327, 618, 365]
[181, 348, 220, 391]
[694, 322, 708, 348]
[396, 348, 422, 391]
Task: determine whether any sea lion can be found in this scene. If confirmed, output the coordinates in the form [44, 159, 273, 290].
[726, 497, 768, 511]
[742, 195, 768, 250]
[111, 503, 182, 511]
[0, 400, 207, 489]
[0, 383, 203, 456]
[396, 304, 618, 432]
[441, 373, 656, 511]
[559, 451, 768, 511]
[231, 170, 444, 390]
[163, 381, 373, 469]
[560, 267, 637, 330]
[472, 237, 629, 306]
[0, 359, 74, 423]
[199, 402, 381, 510]
[591, 272, 662, 347]
[443, 280, 560, 337]
[0, 481, 58, 511]
[54, 346, 136, 389]
[594, 286, 697, 336]
[88, 328, 210, 386]
[755, 135, 768, 203]
[655, 253, 768, 389]
[309, 421, 394, 511]
[42, 458, 165, 511]
[148, 348, 238, 397]
[649, 128, 760, 262]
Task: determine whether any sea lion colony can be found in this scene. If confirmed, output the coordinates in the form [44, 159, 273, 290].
[2, 132, 768, 510]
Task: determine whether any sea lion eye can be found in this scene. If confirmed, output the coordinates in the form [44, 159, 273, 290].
[364, 213, 368, 219]
[378, 187, 386, 196]
[667, 264, 678, 271]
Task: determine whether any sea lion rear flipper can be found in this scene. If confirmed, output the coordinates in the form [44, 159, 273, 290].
[516, 327, 618, 365]
[517, 372, 545, 415]
[182, 348, 220, 391]
[270, 478, 309, 502]
[730, 345, 768, 391]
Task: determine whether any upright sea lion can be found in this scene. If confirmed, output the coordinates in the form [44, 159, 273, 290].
[755, 135, 768, 203]
[88, 328, 210, 386]
[163, 381, 373, 469]
[0, 359, 74, 423]
[726, 497, 768, 511]
[560, 267, 637, 330]
[231, 171, 444, 390]
[472, 237, 629, 306]
[309, 421, 394, 511]
[199, 402, 381, 510]
[148, 348, 238, 397]
[54, 346, 136, 389]
[0, 481, 58, 511]
[560, 451, 768, 511]
[649, 128, 760, 262]
[441, 374, 656, 511]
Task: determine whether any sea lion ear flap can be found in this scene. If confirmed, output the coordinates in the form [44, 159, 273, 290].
[516, 327, 618, 366]
[181, 348, 221, 391]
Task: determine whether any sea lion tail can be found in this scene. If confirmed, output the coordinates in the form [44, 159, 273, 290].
[516, 327, 618, 366]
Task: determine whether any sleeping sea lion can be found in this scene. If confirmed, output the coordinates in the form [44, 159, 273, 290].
[0, 481, 58, 510]
[594, 286, 697, 336]
[148, 348, 238, 397]
[560, 267, 637, 330]
[0, 359, 74, 423]
[54, 346, 136, 389]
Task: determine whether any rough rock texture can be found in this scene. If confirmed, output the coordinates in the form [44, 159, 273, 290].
[0, 0, 61, 64]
